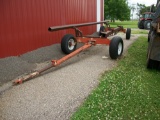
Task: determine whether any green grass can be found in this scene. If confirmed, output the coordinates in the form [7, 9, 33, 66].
[71, 36, 160, 120]
[132, 29, 149, 34]
[105, 20, 149, 35]
[109, 20, 138, 28]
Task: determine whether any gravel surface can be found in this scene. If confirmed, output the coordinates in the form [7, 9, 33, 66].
[0, 34, 142, 120]
[0, 44, 84, 86]
[0, 57, 36, 86]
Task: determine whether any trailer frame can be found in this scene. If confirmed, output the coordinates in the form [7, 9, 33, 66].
[13, 21, 131, 85]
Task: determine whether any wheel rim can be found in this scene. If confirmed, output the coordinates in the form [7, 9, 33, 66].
[118, 42, 123, 55]
[147, 22, 150, 29]
[68, 39, 75, 50]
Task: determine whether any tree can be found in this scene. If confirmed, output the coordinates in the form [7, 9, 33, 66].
[130, 4, 136, 20]
[104, 0, 130, 22]
[136, 3, 146, 19]
[136, 3, 152, 19]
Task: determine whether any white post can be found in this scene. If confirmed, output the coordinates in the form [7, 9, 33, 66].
[97, 0, 101, 31]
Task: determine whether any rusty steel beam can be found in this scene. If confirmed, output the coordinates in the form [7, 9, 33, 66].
[48, 21, 108, 31]
[13, 65, 53, 85]
[76, 37, 111, 45]
[13, 43, 92, 85]
[52, 43, 92, 66]
[13, 22, 128, 85]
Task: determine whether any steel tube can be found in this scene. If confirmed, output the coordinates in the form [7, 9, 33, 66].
[13, 43, 92, 85]
[48, 21, 108, 31]
[52, 43, 92, 66]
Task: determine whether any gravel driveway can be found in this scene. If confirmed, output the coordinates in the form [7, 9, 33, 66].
[0, 34, 141, 120]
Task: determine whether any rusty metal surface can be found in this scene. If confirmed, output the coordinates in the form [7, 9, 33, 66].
[52, 43, 92, 67]
[84, 32, 100, 38]
[0, 0, 103, 58]
[13, 35, 111, 85]
[48, 21, 108, 31]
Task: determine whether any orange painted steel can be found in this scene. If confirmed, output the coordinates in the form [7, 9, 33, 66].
[48, 21, 108, 31]
[13, 72, 40, 84]
[77, 37, 111, 45]
[13, 64, 55, 84]
[13, 21, 126, 85]
[52, 43, 92, 67]
[13, 37, 111, 85]
[13, 43, 92, 85]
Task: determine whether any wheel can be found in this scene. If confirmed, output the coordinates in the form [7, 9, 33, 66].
[148, 30, 151, 42]
[147, 30, 160, 69]
[147, 58, 156, 69]
[148, 35, 150, 42]
[138, 21, 144, 29]
[109, 36, 123, 59]
[147, 55, 159, 69]
[126, 28, 131, 40]
[61, 34, 77, 54]
[147, 34, 153, 69]
[146, 33, 158, 69]
[144, 20, 151, 30]
[99, 26, 106, 37]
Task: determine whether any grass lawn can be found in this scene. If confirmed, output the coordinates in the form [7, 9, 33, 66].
[71, 36, 160, 120]
[131, 29, 149, 34]
[109, 20, 138, 28]
[107, 20, 149, 34]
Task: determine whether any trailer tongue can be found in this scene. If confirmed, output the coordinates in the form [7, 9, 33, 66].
[13, 21, 131, 85]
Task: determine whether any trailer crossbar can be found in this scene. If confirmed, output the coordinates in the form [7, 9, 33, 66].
[48, 21, 108, 31]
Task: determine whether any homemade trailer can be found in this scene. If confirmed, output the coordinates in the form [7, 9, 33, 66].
[13, 21, 131, 85]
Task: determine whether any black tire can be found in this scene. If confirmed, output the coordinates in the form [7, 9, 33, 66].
[99, 26, 106, 37]
[147, 33, 153, 69]
[109, 36, 123, 59]
[144, 20, 151, 30]
[61, 34, 77, 54]
[148, 35, 150, 42]
[147, 58, 156, 69]
[126, 28, 131, 40]
[148, 30, 151, 42]
[138, 21, 144, 29]
[146, 31, 160, 69]
[147, 33, 156, 69]
[147, 54, 160, 69]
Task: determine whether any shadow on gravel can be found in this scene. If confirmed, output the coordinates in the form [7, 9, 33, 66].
[0, 43, 86, 86]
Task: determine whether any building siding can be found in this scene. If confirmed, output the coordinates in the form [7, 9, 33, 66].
[0, 0, 103, 58]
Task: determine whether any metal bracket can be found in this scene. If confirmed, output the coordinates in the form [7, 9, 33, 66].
[73, 27, 83, 37]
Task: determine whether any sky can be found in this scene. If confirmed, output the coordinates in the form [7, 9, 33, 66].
[128, 0, 157, 6]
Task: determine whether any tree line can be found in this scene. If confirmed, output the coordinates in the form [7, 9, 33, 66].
[104, 0, 154, 21]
